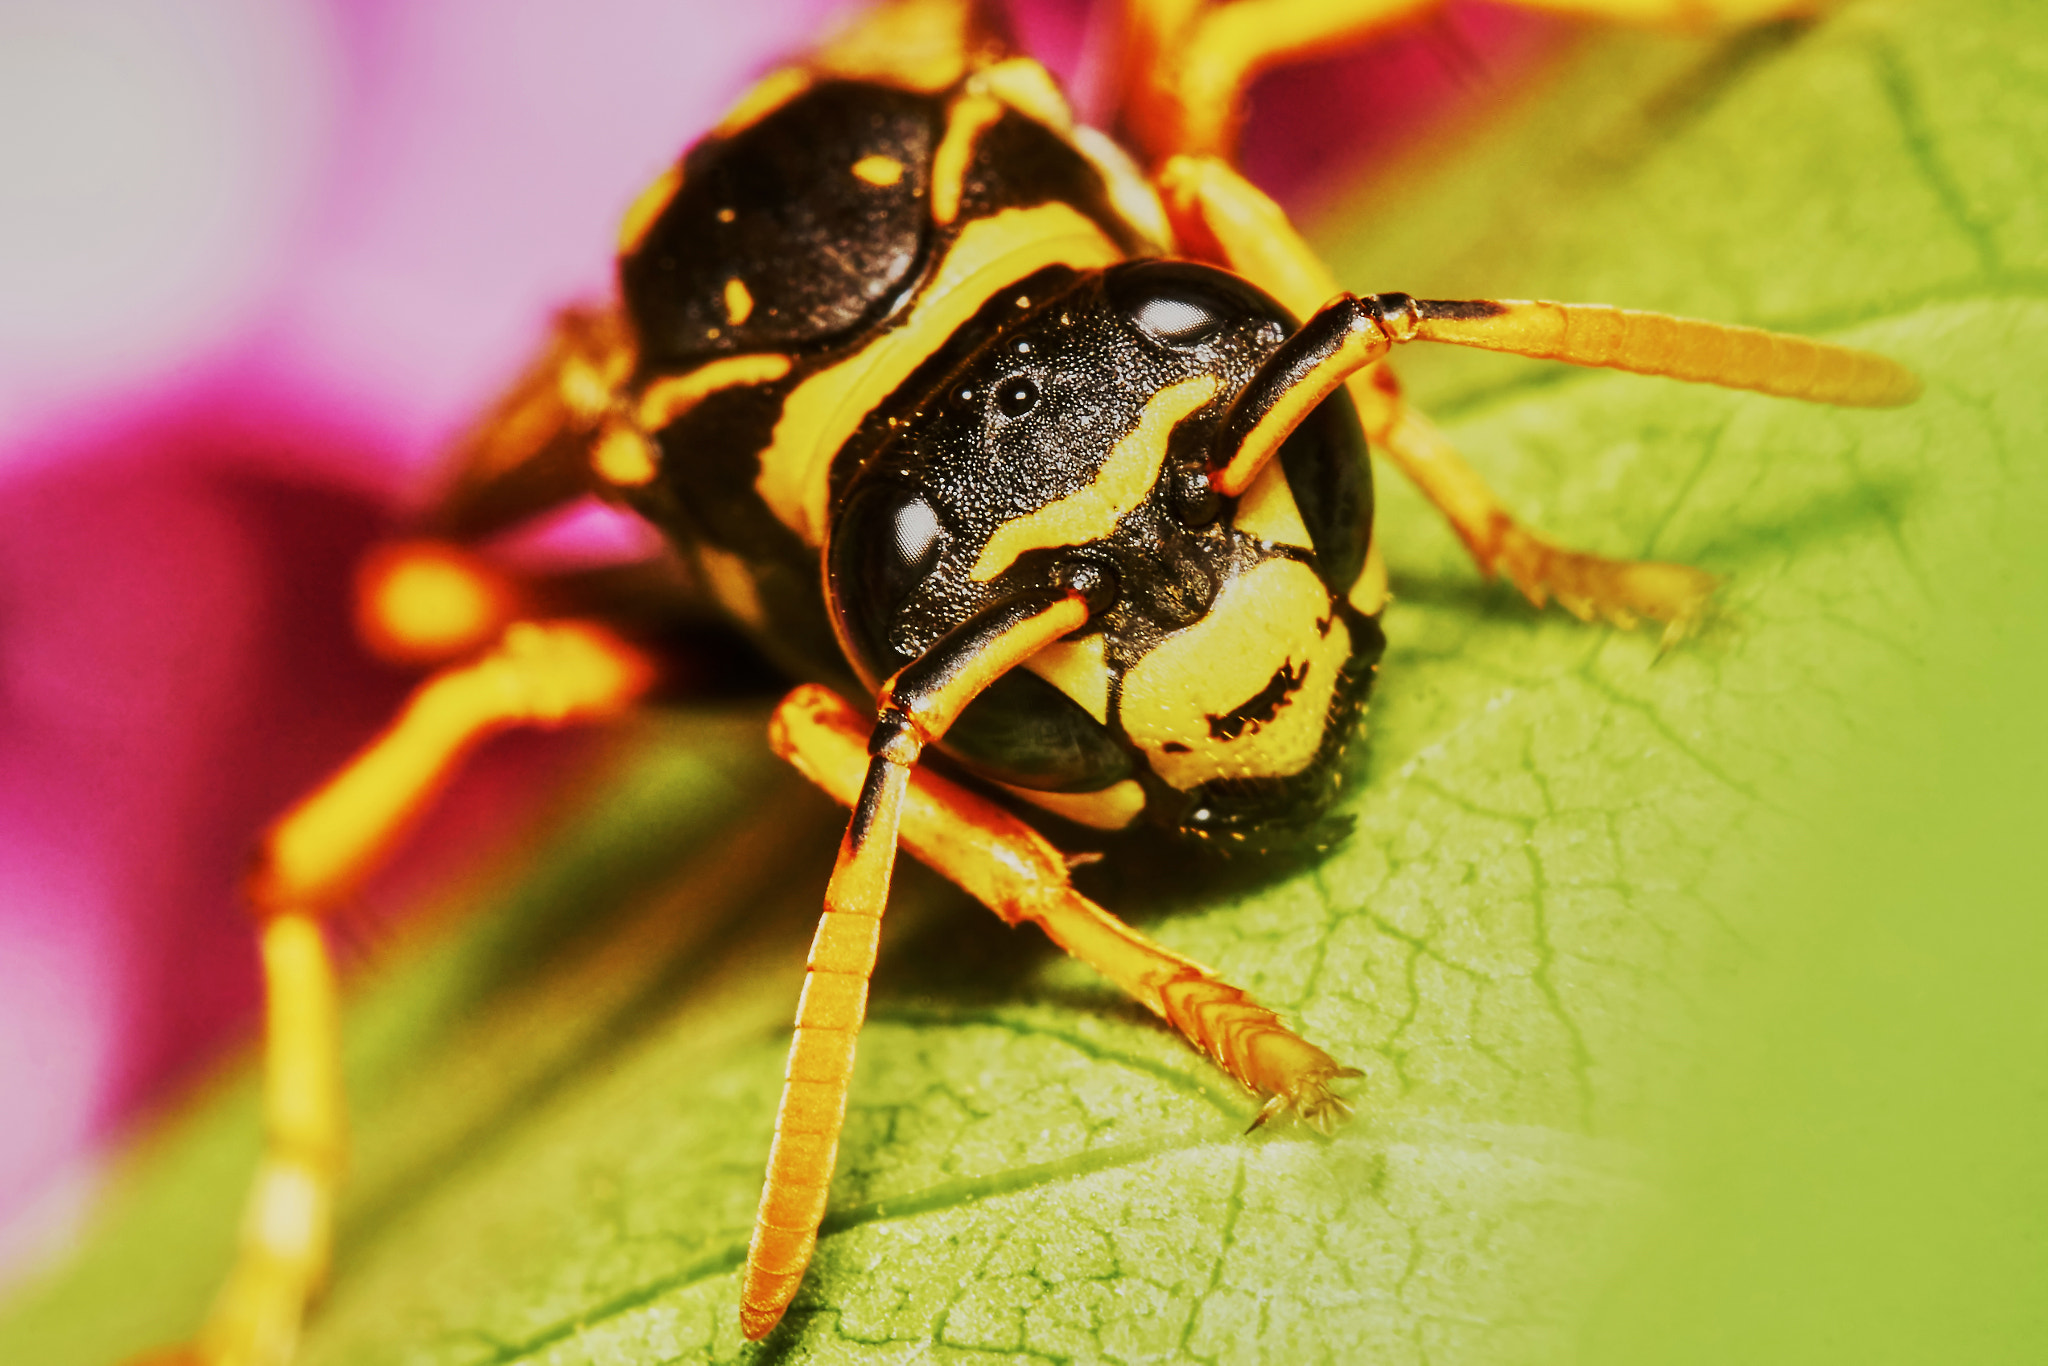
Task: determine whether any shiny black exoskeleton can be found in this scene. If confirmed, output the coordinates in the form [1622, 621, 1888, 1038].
[827, 261, 1384, 841]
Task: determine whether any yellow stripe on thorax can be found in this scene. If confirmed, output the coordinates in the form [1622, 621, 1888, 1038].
[637, 354, 793, 431]
[972, 373, 1218, 582]
[755, 202, 1125, 548]
[932, 93, 1004, 225]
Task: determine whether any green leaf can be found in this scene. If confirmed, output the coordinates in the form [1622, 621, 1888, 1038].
[8, 1, 2044, 1361]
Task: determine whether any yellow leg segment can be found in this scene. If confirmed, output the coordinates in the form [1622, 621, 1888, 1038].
[742, 593, 1093, 1340]
[769, 683, 1356, 1123]
[1158, 155, 1721, 640]
[151, 621, 655, 1366]
[249, 621, 656, 910]
[1122, 0, 1436, 163]
[194, 915, 343, 1366]
[1117, 0, 1824, 164]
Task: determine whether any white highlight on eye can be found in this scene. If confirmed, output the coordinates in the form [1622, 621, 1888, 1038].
[893, 497, 942, 568]
[1133, 296, 1216, 341]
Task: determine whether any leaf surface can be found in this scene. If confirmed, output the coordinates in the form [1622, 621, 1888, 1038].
[6, 1, 2044, 1362]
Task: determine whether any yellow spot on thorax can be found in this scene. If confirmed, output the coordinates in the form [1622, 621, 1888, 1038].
[852, 154, 905, 186]
[617, 163, 682, 256]
[724, 277, 755, 325]
[972, 374, 1220, 582]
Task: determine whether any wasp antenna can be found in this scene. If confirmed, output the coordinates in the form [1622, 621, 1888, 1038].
[1211, 289, 1917, 501]
[741, 585, 1090, 1340]
[1405, 297, 1921, 408]
[1210, 292, 1406, 497]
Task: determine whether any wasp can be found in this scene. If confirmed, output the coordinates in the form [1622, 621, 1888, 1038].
[156, 0, 1917, 1359]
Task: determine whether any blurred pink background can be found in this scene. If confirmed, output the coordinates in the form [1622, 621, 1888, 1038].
[0, 0, 1559, 1292]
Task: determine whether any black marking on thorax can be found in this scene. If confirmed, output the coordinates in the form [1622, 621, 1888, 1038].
[622, 81, 945, 373]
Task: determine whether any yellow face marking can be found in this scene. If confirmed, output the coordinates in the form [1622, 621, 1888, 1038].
[723, 277, 755, 326]
[1119, 557, 1351, 792]
[1001, 778, 1146, 831]
[592, 422, 659, 486]
[972, 374, 1220, 582]
[617, 164, 682, 256]
[1348, 537, 1388, 616]
[714, 66, 811, 138]
[852, 154, 905, 187]
[931, 92, 1005, 226]
[1021, 631, 1110, 723]
[756, 202, 1124, 546]
[636, 353, 793, 432]
[1231, 453, 1313, 551]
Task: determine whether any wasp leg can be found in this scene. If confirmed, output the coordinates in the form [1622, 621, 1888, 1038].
[741, 592, 1092, 1340]
[770, 683, 1357, 1118]
[425, 304, 643, 540]
[151, 621, 654, 1366]
[1156, 155, 1728, 642]
[1115, 0, 1824, 165]
[805, 0, 1010, 93]
[1117, 0, 1437, 163]
[1360, 402, 1723, 642]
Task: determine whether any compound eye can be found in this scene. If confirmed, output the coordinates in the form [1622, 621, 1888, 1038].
[1108, 259, 1285, 351]
[890, 495, 944, 573]
[1130, 295, 1223, 346]
[829, 481, 954, 671]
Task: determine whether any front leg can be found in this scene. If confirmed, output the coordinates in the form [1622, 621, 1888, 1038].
[768, 682, 1358, 1122]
